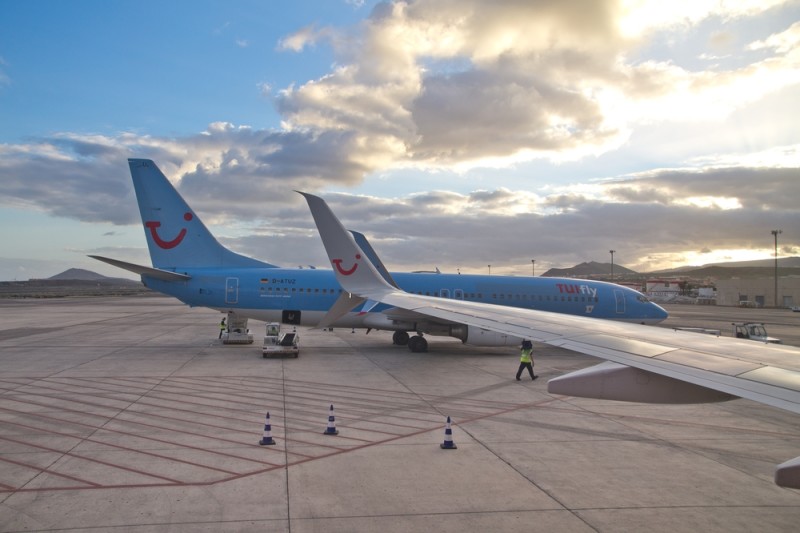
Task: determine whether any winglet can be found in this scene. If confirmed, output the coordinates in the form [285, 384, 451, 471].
[349, 231, 399, 289]
[298, 192, 395, 298]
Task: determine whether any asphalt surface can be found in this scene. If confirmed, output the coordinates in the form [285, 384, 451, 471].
[0, 297, 798, 532]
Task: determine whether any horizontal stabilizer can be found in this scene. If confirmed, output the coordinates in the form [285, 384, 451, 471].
[89, 255, 191, 282]
[548, 361, 736, 404]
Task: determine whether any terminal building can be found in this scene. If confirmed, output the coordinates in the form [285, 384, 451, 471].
[645, 279, 684, 299]
[714, 277, 800, 308]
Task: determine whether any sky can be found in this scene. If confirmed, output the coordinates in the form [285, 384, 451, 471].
[1, 0, 799, 281]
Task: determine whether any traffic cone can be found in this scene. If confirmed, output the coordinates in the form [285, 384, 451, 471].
[323, 404, 339, 436]
[258, 412, 276, 445]
[440, 416, 457, 449]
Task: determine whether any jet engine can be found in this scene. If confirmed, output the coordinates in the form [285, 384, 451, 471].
[447, 325, 522, 347]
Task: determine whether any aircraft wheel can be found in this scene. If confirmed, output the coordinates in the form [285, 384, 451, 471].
[393, 331, 410, 345]
[407, 335, 428, 353]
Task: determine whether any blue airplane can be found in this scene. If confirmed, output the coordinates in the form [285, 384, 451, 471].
[92, 159, 668, 351]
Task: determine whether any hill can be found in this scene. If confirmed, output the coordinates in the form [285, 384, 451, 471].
[648, 265, 800, 280]
[652, 257, 800, 274]
[49, 268, 115, 281]
[542, 261, 637, 278]
[542, 258, 800, 281]
[0, 269, 148, 299]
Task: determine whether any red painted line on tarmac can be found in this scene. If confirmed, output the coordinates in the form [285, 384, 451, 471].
[283, 397, 439, 427]
[45, 375, 517, 439]
[241, 375, 528, 409]
[8, 384, 266, 433]
[0, 455, 101, 488]
[159, 376, 284, 402]
[563, 407, 800, 438]
[53, 376, 162, 393]
[2, 394, 341, 458]
[0, 405, 283, 468]
[1, 481, 181, 494]
[0, 378, 35, 386]
[0, 373, 563, 494]
[134, 378, 536, 442]
[18, 379, 142, 396]
[0, 434, 186, 484]
[59, 381, 398, 447]
[211, 374, 525, 417]
[2, 391, 264, 452]
[0, 420, 245, 476]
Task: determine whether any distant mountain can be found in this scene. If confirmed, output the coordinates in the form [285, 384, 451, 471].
[543, 257, 800, 281]
[652, 257, 800, 274]
[542, 261, 637, 278]
[1, 268, 147, 298]
[648, 265, 800, 280]
[49, 268, 111, 281]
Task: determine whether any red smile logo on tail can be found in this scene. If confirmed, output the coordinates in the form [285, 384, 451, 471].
[145, 212, 193, 249]
[332, 254, 361, 276]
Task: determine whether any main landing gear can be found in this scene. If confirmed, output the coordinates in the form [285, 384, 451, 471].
[392, 330, 428, 353]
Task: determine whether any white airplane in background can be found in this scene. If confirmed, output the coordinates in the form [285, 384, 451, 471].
[299, 191, 800, 489]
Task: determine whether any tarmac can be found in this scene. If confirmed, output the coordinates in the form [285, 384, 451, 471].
[0, 296, 799, 532]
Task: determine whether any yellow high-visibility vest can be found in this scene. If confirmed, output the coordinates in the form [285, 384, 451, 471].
[520, 349, 532, 363]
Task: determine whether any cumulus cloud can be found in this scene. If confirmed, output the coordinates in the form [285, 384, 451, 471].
[309, 178, 799, 275]
[273, 0, 799, 168]
[220, 163, 798, 275]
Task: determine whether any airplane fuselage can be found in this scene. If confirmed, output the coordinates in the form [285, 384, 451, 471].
[143, 267, 667, 332]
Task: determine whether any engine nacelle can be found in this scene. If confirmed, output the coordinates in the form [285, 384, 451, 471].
[448, 325, 522, 347]
[362, 314, 416, 331]
[362, 316, 522, 347]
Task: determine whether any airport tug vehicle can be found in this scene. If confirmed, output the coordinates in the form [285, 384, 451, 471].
[732, 322, 782, 344]
[262, 322, 299, 358]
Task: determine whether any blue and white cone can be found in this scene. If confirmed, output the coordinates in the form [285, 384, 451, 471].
[440, 415, 457, 449]
[259, 412, 276, 446]
[323, 404, 339, 436]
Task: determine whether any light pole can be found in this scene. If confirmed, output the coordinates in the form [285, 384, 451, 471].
[531, 259, 535, 277]
[488, 264, 491, 276]
[609, 250, 616, 280]
[772, 229, 782, 308]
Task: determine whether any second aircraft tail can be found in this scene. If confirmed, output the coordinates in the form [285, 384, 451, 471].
[129, 159, 276, 270]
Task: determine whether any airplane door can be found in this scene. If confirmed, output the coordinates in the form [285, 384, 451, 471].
[225, 277, 239, 304]
[614, 289, 625, 314]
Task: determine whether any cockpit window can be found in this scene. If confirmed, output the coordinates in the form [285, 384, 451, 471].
[636, 295, 650, 303]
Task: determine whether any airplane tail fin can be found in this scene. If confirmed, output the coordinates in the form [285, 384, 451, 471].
[129, 159, 276, 270]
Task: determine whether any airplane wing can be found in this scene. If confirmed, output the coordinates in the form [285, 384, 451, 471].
[299, 191, 800, 488]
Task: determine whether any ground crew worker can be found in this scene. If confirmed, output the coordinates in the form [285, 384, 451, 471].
[219, 317, 227, 339]
[516, 339, 537, 381]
